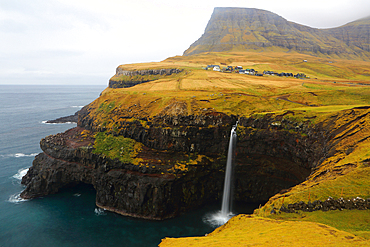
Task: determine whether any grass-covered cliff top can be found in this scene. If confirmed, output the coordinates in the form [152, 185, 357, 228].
[90, 51, 370, 121]
[85, 51, 370, 245]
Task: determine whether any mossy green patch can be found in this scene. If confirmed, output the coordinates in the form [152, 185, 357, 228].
[93, 132, 143, 164]
[96, 101, 115, 114]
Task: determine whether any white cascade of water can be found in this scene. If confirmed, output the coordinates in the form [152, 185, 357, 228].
[221, 123, 237, 216]
[203, 123, 238, 227]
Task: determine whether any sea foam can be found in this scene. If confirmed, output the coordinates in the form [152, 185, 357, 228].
[13, 153, 38, 158]
[8, 192, 28, 204]
[203, 210, 234, 227]
[1, 153, 38, 158]
[12, 167, 29, 180]
[41, 121, 75, 124]
[94, 208, 106, 216]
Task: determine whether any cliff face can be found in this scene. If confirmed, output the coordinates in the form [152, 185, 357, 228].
[21, 104, 329, 219]
[21, 94, 370, 220]
[184, 7, 370, 59]
[20, 126, 224, 220]
[109, 68, 183, 89]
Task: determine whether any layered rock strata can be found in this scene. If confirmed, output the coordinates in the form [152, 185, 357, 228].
[21, 108, 329, 219]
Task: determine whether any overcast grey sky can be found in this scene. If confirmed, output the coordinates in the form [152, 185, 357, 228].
[1, 0, 369, 85]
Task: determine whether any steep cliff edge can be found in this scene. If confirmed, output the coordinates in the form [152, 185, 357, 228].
[22, 91, 360, 220]
[20, 125, 226, 220]
[109, 68, 183, 89]
[21, 96, 370, 221]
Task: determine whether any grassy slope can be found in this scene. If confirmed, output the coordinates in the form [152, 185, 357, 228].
[160, 215, 369, 247]
[87, 51, 370, 245]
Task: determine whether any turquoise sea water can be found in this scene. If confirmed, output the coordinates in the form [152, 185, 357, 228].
[0, 85, 257, 246]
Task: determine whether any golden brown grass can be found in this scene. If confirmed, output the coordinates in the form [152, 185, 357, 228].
[159, 215, 370, 246]
[269, 210, 370, 240]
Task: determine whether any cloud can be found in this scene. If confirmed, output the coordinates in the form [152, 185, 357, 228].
[0, 19, 28, 33]
[1, 0, 370, 85]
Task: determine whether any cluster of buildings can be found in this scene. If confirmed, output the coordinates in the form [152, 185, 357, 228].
[204, 65, 307, 78]
[263, 71, 307, 78]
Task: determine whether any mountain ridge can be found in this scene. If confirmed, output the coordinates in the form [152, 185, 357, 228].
[184, 7, 370, 60]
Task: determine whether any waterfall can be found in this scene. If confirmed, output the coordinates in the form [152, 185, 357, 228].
[221, 123, 237, 216]
[203, 122, 238, 227]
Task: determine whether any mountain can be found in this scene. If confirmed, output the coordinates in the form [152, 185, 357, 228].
[184, 7, 370, 60]
[324, 16, 370, 53]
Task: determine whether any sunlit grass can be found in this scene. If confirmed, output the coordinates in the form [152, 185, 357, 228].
[269, 210, 370, 239]
[160, 215, 370, 246]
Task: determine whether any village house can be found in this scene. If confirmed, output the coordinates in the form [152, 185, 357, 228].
[206, 65, 306, 79]
[213, 65, 221, 71]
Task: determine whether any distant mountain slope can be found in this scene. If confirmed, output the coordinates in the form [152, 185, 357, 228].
[184, 7, 370, 60]
[324, 16, 370, 53]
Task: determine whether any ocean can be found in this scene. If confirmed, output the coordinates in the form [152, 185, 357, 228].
[0, 84, 257, 247]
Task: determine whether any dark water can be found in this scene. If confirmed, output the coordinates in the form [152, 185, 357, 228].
[0, 85, 258, 247]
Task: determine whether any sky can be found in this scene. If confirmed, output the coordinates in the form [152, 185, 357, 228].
[1, 0, 369, 85]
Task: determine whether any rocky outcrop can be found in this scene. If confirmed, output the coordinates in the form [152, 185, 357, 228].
[46, 111, 79, 124]
[109, 68, 183, 88]
[20, 127, 226, 220]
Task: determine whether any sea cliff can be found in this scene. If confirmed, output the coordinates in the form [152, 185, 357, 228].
[21, 95, 346, 220]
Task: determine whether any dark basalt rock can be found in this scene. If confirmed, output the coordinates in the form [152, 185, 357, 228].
[22, 110, 330, 220]
[21, 127, 226, 220]
[46, 111, 79, 124]
[280, 197, 370, 213]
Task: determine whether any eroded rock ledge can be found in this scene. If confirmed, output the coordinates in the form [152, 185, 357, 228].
[46, 111, 79, 124]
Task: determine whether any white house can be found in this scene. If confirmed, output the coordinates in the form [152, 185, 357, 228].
[213, 65, 221, 72]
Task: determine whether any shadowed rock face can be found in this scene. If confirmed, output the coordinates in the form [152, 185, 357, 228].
[21, 109, 328, 220]
[184, 7, 370, 59]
